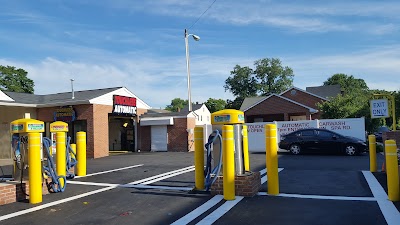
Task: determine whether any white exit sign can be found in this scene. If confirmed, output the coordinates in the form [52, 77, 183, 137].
[370, 99, 389, 118]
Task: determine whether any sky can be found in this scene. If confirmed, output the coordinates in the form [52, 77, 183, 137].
[1, 0, 399, 109]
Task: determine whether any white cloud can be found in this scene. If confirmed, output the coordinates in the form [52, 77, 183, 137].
[1, 44, 399, 110]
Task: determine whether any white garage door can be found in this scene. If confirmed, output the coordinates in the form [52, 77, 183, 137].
[151, 125, 168, 151]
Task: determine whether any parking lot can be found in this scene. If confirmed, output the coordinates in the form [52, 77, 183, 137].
[0, 151, 399, 225]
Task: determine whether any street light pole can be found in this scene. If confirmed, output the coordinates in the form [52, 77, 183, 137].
[70, 79, 75, 99]
[184, 29, 200, 112]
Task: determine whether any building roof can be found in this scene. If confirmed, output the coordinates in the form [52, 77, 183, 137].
[306, 85, 342, 99]
[242, 94, 318, 113]
[280, 86, 328, 101]
[2, 87, 122, 105]
[239, 96, 267, 111]
[180, 104, 203, 113]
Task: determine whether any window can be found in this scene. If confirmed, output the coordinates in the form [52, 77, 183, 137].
[301, 130, 314, 136]
[317, 130, 334, 138]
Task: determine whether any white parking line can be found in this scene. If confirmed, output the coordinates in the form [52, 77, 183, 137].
[0, 186, 116, 222]
[74, 164, 143, 178]
[257, 192, 376, 201]
[362, 171, 400, 225]
[127, 166, 194, 185]
[196, 196, 244, 225]
[171, 195, 224, 225]
[125, 184, 193, 191]
[67, 181, 118, 187]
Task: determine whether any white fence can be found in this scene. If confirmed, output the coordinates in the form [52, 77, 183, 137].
[247, 118, 366, 152]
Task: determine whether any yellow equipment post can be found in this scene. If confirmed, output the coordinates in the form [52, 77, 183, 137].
[384, 140, 399, 201]
[242, 125, 250, 171]
[368, 135, 377, 172]
[76, 131, 87, 176]
[223, 125, 235, 200]
[56, 132, 66, 188]
[28, 132, 42, 204]
[265, 124, 279, 195]
[194, 127, 205, 190]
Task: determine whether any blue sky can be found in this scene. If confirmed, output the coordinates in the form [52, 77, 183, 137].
[1, 0, 399, 109]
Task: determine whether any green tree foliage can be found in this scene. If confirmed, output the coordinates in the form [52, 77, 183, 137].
[0, 65, 34, 93]
[317, 73, 382, 132]
[254, 58, 294, 95]
[224, 58, 294, 109]
[165, 98, 188, 112]
[204, 98, 226, 113]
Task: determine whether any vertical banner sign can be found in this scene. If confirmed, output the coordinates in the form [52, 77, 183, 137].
[370, 99, 389, 118]
[112, 95, 137, 116]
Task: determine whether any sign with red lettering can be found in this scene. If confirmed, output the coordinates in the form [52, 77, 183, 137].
[112, 95, 137, 116]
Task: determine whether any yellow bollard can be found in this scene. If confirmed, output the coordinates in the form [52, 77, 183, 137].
[242, 125, 250, 171]
[76, 132, 87, 176]
[56, 132, 66, 188]
[384, 140, 399, 201]
[194, 127, 205, 190]
[28, 132, 42, 204]
[265, 124, 279, 195]
[223, 125, 235, 200]
[368, 135, 377, 172]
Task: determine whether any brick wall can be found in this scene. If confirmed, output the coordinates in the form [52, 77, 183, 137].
[167, 118, 189, 152]
[383, 131, 400, 147]
[281, 88, 325, 109]
[211, 171, 261, 197]
[92, 104, 113, 158]
[0, 180, 50, 205]
[246, 95, 311, 121]
[139, 125, 151, 151]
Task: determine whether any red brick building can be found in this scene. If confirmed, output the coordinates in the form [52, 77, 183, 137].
[240, 86, 340, 122]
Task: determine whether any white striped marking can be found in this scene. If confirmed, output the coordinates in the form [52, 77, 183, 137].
[196, 196, 244, 225]
[124, 184, 193, 191]
[171, 195, 224, 225]
[261, 168, 284, 184]
[127, 166, 194, 185]
[0, 186, 116, 222]
[257, 192, 376, 201]
[75, 164, 143, 178]
[362, 171, 400, 225]
[67, 181, 118, 187]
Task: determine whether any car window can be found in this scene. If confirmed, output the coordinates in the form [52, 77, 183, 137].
[317, 130, 334, 138]
[301, 130, 314, 136]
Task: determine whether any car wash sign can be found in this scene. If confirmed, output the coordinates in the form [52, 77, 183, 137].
[370, 99, 389, 118]
[112, 95, 137, 116]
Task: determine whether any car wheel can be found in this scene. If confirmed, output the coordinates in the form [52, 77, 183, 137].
[290, 144, 301, 155]
[345, 144, 357, 156]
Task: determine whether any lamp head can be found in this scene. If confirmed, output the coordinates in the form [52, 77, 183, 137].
[192, 34, 200, 41]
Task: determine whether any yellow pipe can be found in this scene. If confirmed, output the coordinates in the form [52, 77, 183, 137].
[223, 125, 235, 200]
[76, 132, 87, 176]
[194, 127, 205, 190]
[368, 135, 377, 172]
[384, 140, 399, 201]
[56, 132, 66, 188]
[70, 143, 76, 160]
[242, 125, 250, 171]
[28, 132, 42, 204]
[265, 124, 279, 195]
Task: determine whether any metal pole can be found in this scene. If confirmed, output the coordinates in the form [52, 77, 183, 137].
[185, 29, 192, 112]
[223, 125, 235, 200]
[391, 95, 396, 131]
[194, 127, 204, 190]
[28, 132, 42, 204]
[384, 140, 399, 201]
[368, 135, 377, 172]
[265, 124, 279, 195]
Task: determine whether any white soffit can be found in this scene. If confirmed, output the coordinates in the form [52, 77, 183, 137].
[89, 87, 151, 109]
[140, 117, 174, 126]
[0, 90, 14, 101]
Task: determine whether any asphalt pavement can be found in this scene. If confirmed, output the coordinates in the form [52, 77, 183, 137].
[0, 151, 399, 225]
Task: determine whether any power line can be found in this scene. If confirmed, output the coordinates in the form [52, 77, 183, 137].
[188, 0, 217, 29]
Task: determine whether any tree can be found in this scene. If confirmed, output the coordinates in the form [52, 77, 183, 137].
[317, 73, 381, 132]
[323, 73, 368, 94]
[204, 98, 226, 113]
[224, 65, 258, 99]
[165, 98, 188, 112]
[254, 58, 294, 95]
[224, 58, 294, 109]
[0, 65, 34, 93]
